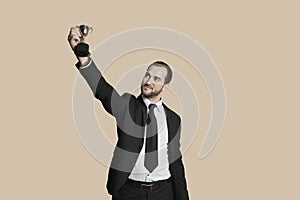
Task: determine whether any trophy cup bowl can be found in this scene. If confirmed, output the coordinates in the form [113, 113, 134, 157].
[79, 25, 93, 37]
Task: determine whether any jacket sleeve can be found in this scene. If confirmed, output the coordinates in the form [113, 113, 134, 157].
[172, 157, 189, 200]
[169, 116, 190, 200]
[77, 58, 101, 95]
[77, 59, 129, 119]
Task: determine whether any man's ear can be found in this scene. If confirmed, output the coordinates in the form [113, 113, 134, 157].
[162, 83, 169, 91]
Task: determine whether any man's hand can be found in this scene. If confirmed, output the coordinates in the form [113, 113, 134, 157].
[67, 26, 83, 50]
[67, 26, 90, 65]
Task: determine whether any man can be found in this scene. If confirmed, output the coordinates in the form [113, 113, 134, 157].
[68, 26, 189, 200]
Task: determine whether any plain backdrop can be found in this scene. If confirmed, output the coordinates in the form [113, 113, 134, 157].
[1, 0, 299, 199]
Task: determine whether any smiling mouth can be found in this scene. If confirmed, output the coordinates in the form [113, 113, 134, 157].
[143, 84, 153, 90]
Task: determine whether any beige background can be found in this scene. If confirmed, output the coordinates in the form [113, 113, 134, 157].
[1, 0, 299, 199]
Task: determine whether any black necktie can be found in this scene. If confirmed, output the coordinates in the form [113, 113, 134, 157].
[144, 104, 158, 172]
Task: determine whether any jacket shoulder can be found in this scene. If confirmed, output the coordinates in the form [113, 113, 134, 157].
[163, 103, 181, 121]
[121, 92, 134, 99]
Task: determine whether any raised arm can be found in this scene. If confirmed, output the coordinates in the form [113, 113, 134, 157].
[67, 26, 131, 120]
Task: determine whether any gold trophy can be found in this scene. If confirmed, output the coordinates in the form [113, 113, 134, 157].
[74, 25, 93, 57]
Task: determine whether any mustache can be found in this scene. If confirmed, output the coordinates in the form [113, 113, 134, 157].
[142, 84, 153, 88]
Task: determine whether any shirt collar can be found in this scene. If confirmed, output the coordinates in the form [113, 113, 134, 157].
[142, 95, 163, 108]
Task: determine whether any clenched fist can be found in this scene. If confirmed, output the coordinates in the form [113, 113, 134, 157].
[67, 26, 90, 65]
[67, 26, 85, 50]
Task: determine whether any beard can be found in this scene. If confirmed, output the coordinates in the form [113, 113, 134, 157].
[141, 84, 164, 98]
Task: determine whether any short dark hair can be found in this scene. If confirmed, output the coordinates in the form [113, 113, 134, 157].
[147, 61, 173, 84]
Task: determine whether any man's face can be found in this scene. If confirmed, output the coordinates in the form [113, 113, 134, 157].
[141, 65, 168, 99]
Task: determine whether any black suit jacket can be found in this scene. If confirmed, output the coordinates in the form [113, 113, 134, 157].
[92, 72, 189, 199]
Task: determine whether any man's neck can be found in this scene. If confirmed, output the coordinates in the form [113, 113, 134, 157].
[142, 95, 163, 105]
[148, 97, 161, 104]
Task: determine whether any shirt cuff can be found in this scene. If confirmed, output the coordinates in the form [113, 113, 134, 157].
[75, 57, 92, 69]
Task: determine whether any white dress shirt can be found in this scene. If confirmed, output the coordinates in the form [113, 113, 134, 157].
[128, 96, 171, 182]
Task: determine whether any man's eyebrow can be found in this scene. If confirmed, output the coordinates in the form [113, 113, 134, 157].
[144, 72, 162, 80]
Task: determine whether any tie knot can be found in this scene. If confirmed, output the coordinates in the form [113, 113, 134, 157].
[148, 104, 156, 110]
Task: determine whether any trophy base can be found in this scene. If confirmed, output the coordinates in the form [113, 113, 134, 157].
[74, 43, 90, 57]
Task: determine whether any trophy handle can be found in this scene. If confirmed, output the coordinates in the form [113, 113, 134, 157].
[88, 26, 93, 34]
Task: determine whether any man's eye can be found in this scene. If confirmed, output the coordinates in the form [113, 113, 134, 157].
[154, 77, 161, 81]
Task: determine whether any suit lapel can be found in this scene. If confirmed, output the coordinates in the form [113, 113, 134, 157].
[137, 94, 148, 126]
[163, 103, 175, 144]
